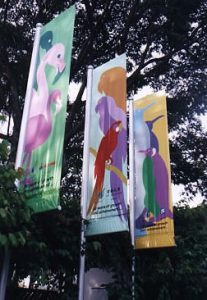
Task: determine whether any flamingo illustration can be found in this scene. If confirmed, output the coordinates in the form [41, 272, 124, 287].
[22, 43, 65, 183]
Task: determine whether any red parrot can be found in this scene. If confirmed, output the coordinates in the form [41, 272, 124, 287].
[87, 120, 122, 215]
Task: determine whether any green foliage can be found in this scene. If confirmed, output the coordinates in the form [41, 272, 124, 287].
[0, 139, 9, 162]
[11, 197, 81, 298]
[0, 134, 32, 249]
[97, 203, 207, 299]
[85, 232, 133, 299]
[170, 118, 207, 199]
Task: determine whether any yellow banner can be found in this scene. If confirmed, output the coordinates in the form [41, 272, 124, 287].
[133, 94, 175, 249]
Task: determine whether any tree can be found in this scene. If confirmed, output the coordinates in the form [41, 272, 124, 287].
[0, 0, 206, 298]
[11, 197, 81, 298]
[0, 116, 32, 250]
[0, 114, 33, 298]
[132, 203, 207, 300]
[80, 202, 207, 300]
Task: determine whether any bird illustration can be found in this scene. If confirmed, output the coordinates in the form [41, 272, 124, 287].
[134, 102, 155, 152]
[95, 96, 128, 220]
[23, 90, 61, 184]
[22, 43, 65, 183]
[133, 102, 156, 228]
[98, 67, 126, 111]
[146, 115, 164, 151]
[33, 31, 54, 90]
[140, 148, 173, 222]
[40, 31, 53, 51]
[142, 152, 160, 218]
[87, 120, 123, 215]
[29, 43, 65, 121]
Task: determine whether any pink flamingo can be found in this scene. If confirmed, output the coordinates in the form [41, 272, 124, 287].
[22, 43, 66, 184]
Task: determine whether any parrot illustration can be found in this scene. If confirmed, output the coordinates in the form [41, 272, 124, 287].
[87, 120, 122, 215]
[95, 96, 128, 220]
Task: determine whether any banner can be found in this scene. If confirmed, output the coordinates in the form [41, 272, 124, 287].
[17, 6, 76, 212]
[133, 94, 175, 248]
[85, 54, 129, 236]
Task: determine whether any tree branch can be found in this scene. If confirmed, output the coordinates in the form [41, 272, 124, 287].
[71, 0, 112, 76]
[65, 1, 113, 145]
[117, 0, 149, 53]
[83, 0, 94, 37]
[127, 20, 206, 90]
[0, 133, 13, 143]
[3, 0, 10, 24]
[64, 78, 87, 147]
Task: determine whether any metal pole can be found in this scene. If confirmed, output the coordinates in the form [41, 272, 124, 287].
[78, 66, 93, 300]
[15, 23, 42, 170]
[131, 254, 136, 300]
[0, 246, 10, 300]
[0, 23, 42, 300]
[129, 96, 135, 247]
[129, 96, 135, 299]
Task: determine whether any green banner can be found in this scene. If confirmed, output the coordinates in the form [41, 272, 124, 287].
[19, 6, 75, 212]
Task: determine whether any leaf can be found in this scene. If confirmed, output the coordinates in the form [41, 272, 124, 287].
[0, 208, 7, 218]
[8, 233, 18, 247]
[17, 232, 26, 246]
[0, 233, 8, 246]
[92, 241, 102, 251]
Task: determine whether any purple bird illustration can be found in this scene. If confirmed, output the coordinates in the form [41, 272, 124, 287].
[95, 96, 128, 220]
[22, 43, 65, 183]
[146, 115, 164, 151]
[142, 148, 173, 221]
[133, 102, 156, 229]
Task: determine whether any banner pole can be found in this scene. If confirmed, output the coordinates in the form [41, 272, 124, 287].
[0, 246, 10, 300]
[129, 96, 135, 299]
[78, 65, 93, 300]
[15, 23, 42, 170]
[129, 96, 135, 247]
[0, 23, 42, 300]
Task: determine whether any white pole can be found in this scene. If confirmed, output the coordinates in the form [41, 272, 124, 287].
[129, 97, 135, 247]
[129, 96, 135, 299]
[0, 24, 42, 300]
[15, 23, 42, 170]
[0, 246, 10, 300]
[78, 65, 93, 300]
